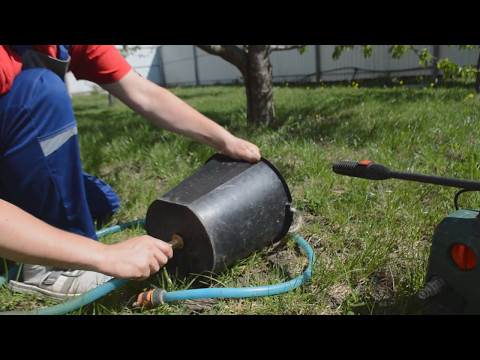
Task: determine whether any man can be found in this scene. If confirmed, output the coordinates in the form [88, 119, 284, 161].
[0, 45, 260, 299]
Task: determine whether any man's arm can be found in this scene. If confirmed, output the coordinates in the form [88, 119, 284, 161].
[101, 69, 261, 162]
[0, 199, 173, 280]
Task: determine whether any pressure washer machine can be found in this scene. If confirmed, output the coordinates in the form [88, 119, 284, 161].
[333, 160, 480, 315]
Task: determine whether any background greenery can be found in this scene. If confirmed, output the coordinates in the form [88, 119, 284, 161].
[2, 79, 479, 314]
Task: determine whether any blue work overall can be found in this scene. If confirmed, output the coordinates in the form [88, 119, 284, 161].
[0, 46, 120, 240]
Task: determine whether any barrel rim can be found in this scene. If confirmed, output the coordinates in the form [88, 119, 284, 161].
[206, 153, 292, 203]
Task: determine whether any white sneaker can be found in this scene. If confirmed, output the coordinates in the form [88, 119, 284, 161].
[8, 264, 113, 300]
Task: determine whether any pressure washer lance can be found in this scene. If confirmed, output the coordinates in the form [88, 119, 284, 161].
[332, 160, 480, 191]
[134, 234, 184, 308]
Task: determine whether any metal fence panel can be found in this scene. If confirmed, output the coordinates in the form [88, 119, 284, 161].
[270, 45, 317, 82]
[196, 47, 243, 85]
[160, 45, 197, 86]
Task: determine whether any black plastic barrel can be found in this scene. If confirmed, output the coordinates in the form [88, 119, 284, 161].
[145, 154, 293, 277]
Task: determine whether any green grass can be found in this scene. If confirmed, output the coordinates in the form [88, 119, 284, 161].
[2, 81, 480, 314]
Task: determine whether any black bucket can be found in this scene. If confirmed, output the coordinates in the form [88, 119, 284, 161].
[145, 154, 293, 277]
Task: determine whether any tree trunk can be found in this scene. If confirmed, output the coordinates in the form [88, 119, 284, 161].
[196, 45, 276, 126]
[244, 46, 275, 126]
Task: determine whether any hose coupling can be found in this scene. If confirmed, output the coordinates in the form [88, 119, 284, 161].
[135, 288, 166, 308]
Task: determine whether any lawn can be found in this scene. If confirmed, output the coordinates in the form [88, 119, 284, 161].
[2, 81, 479, 314]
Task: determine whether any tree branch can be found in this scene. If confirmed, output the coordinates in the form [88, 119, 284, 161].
[196, 45, 247, 74]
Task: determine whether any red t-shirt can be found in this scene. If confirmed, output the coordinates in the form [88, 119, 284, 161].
[0, 45, 132, 95]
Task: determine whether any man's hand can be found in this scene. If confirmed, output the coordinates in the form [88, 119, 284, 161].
[97, 235, 173, 281]
[220, 134, 261, 163]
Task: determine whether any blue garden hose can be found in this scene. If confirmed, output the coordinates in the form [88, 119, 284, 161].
[162, 233, 314, 303]
[0, 219, 315, 315]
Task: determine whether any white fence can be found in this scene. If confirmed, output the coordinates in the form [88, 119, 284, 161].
[66, 45, 479, 94]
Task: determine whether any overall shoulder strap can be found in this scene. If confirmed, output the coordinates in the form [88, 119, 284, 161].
[9, 45, 71, 80]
